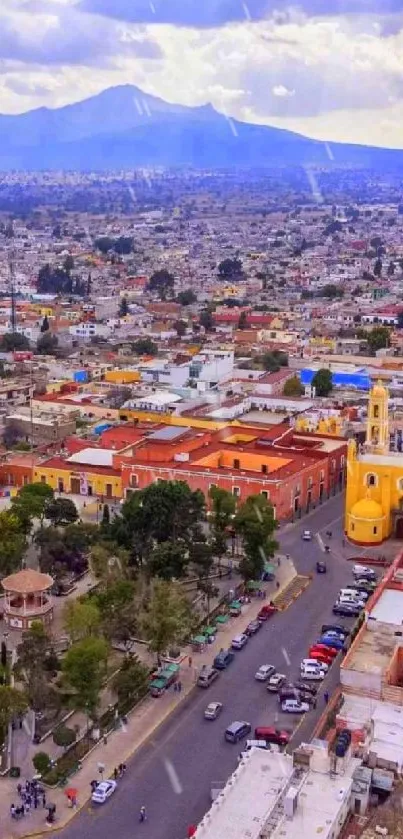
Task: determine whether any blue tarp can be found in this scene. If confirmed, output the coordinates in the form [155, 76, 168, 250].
[300, 369, 371, 391]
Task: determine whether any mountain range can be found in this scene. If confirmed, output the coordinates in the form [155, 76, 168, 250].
[1, 84, 403, 171]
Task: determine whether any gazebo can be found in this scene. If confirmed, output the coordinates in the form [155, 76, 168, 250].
[1, 569, 54, 630]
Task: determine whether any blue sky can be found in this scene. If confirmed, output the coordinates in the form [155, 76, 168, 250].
[0, 0, 403, 148]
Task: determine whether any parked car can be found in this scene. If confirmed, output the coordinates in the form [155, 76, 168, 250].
[316, 561, 327, 574]
[245, 620, 261, 636]
[255, 664, 276, 681]
[300, 666, 325, 681]
[231, 634, 248, 650]
[294, 681, 318, 696]
[225, 721, 252, 743]
[267, 673, 287, 692]
[302, 530, 312, 541]
[254, 726, 290, 746]
[301, 659, 328, 672]
[91, 780, 117, 805]
[281, 699, 310, 713]
[333, 602, 361, 617]
[257, 604, 276, 621]
[307, 650, 333, 667]
[310, 643, 338, 658]
[352, 565, 377, 581]
[238, 740, 272, 760]
[278, 685, 301, 703]
[319, 635, 344, 651]
[354, 578, 377, 592]
[213, 649, 235, 670]
[204, 702, 223, 720]
[197, 666, 219, 689]
[321, 624, 349, 637]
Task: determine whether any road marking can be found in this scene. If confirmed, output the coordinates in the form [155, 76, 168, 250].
[316, 532, 325, 552]
[164, 758, 183, 794]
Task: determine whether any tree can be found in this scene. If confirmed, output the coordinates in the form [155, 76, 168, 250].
[53, 725, 76, 749]
[177, 289, 196, 306]
[32, 751, 51, 776]
[147, 269, 175, 300]
[132, 338, 158, 356]
[238, 310, 248, 330]
[321, 284, 344, 299]
[36, 332, 58, 355]
[63, 254, 74, 273]
[374, 258, 383, 277]
[209, 486, 236, 564]
[397, 311, 403, 330]
[218, 257, 243, 280]
[112, 655, 148, 705]
[40, 315, 49, 333]
[63, 636, 109, 717]
[366, 326, 390, 353]
[174, 319, 187, 338]
[119, 297, 129, 317]
[64, 600, 101, 642]
[234, 494, 278, 583]
[35, 524, 89, 581]
[312, 368, 333, 397]
[14, 622, 53, 712]
[261, 351, 288, 373]
[283, 375, 304, 397]
[114, 236, 133, 255]
[0, 511, 26, 575]
[94, 236, 115, 254]
[141, 580, 194, 660]
[12, 482, 54, 532]
[95, 578, 138, 648]
[45, 498, 78, 527]
[0, 686, 28, 737]
[101, 504, 110, 528]
[387, 261, 395, 277]
[0, 332, 30, 351]
[148, 541, 189, 581]
[199, 309, 213, 331]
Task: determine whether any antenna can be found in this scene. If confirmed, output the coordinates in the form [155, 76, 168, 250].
[8, 248, 17, 334]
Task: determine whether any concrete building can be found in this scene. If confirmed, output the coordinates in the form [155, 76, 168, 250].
[6, 407, 77, 444]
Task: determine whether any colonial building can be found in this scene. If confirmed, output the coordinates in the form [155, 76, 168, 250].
[345, 381, 403, 545]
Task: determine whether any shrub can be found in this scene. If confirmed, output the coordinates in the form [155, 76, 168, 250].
[33, 751, 51, 775]
[53, 725, 76, 749]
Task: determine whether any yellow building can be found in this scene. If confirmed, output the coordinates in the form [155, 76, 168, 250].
[345, 381, 403, 545]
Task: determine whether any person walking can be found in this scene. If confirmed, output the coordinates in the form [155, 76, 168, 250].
[188, 656, 192, 668]
[324, 691, 329, 705]
[139, 806, 147, 822]
[10, 804, 16, 819]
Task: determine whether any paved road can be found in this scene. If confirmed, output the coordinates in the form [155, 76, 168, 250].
[59, 493, 365, 839]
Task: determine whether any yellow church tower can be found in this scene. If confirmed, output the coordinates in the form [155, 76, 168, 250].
[365, 380, 389, 454]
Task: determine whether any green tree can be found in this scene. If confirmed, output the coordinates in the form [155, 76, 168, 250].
[321, 284, 344, 299]
[374, 258, 383, 277]
[312, 368, 333, 397]
[63, 636, 109, 718]
[218, 257, 243, 280]
[366, 326, 390, 353]
[52, 725, 76, 750]
[209, 486, 236, 565]
[148, 541, 189, 581]
[12, 482, 54, 532]
[94, 236, 115, 254]
[261, 350, 288, 373]
[32, 751, 51, 776]
[45, 498, 78, 527]
[141, 580, 194, 660]
[96, 579, 138, 649]
[147, 269, 175, 300]
[63, 254, 74, 273]
[199, 309, 214, 331]
[283, 375, 304, 397]
[174, 319, 187, 338]
[64, 600, 101, 642]
[0, 333, 30, 351]
[119, 297, 129, 317]
[112, 655, 148, 705]
[14, 622, 53, 712]
[234, 494, 278, 583]
[131, 338, 158, 356]
[36, 332, 58, 355]
[40, 315, 50, 333]
[177, 289, 196, 306]
[101, 504, 110, 528]
[0, 511, 26, 575]
[0, 686, 28, 739]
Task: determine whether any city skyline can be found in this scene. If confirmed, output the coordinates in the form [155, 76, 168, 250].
[0, 0, 403, 149]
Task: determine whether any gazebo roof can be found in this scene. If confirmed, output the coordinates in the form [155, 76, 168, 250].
[2, 568, 54, 594]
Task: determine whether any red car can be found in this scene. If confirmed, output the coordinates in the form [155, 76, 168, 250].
[254, 726, 290, 746]
[257, 604, 276, 622]
[310, 643, 338, 658]
[308, 649, 333, 666]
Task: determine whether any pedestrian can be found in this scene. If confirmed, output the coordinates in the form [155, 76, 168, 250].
[42, 793, 46, 809]
[139, 805, 146, 822]
[24, 801, 30, 815]
[277, 557, 281, 566]
[113, 767, 118, 780]
[118, 763, 123, 778]
[122, 764, 126, 774]
[34, 796, 38, 809]
[324, 691, 329, 705]
[178, 680, 182, 693]
[188, 656, 192, 668]
[17, 783, 22, 797]
[10, 804, 16, 819]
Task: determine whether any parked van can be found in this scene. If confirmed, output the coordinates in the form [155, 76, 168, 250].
[197, 667, 219, 688]
[225, 721, 252, 743]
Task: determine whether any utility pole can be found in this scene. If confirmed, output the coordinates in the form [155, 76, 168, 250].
[8, 249, 17, 334]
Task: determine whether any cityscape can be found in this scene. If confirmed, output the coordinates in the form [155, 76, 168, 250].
[1, 1, 403, 839]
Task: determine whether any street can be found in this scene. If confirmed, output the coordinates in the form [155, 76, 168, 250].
[59, 494, 364, 839]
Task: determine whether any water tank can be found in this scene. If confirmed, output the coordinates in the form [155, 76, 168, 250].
[284, 787, 298, 818]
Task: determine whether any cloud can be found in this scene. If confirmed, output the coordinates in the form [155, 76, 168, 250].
[272, 84, 294, 97]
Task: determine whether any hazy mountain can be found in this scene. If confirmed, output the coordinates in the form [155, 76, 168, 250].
[0, 84, 402, 171]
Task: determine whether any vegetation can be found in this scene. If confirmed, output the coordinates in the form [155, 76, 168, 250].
[311, 368, 333, 397]
[45, 498, 78, 527]
[357, 325, 390, 353]
[37, 332, 58, 355]
[63, 636, 109, 718]
[147, 269, 175, 300]
[131, 337, 158, 356]
[119, 297, 129, 317]
[0, 332, 30, 351]
[0, 511, 27, 575]
[261, 350, 288, 373]
[209, 486, 236, 565]
[218, 257, 244, 280]
[94, 236, 134, 255]
[0, 686, 28, 742]
[141, 579, 194, 660]
[234, 494, 278, 583]
[177, 289, 196, 306]
[112, 655, 148, 705]
[283, 375, 304, 397]
[32, 751, 51, 776]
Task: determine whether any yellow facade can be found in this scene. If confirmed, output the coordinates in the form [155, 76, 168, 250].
[34, 465, 122, 499]
[104, 370, 141, 385]
[345, 382, 403, 545]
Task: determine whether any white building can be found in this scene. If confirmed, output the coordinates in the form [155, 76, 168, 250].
[69, 322, 113, 341]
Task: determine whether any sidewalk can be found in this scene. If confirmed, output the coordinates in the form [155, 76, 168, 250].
[1, 556, 296, 839]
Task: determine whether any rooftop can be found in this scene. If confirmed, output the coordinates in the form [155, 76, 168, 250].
[370, 588, 403, 627]
[67, 448, 115, 467]
[342, 625, 395, 677]
[2, 568, 53, 593]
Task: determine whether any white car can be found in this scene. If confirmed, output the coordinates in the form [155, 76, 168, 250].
[302, 530, 312, 541]
[282, 699, 310, 713]
[353, 565, 376, 581]
[300, 667, 325, 681]
[255, 664, 276, 681]
[204, 701, 223, 720]
[267, 673, 286, 692]
[300, 658, 328, 673]
[91, 780, 117, 805]
[231, 634, 248, 650]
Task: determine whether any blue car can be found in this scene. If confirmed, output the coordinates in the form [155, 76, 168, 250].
[319, 635, 344, 650]
[213, 649, 235, 670]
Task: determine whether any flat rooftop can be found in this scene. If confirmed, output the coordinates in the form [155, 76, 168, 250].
[370, 588, 403, 627]
[342, 626, 395, 676]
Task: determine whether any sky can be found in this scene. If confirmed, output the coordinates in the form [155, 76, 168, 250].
[1, 0, 403, 148]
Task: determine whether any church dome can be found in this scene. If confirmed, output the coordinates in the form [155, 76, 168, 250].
[350, 498, 383, 520]
[371, 380, 387, 398]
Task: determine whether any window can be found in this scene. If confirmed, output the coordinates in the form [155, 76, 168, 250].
[373, 526, 377, 535]
[351, 523, 355, 531]
[319, 470, 325, 482]
[340, 455, 345, 467]
[397, 478, 403, 491]
[308, 477, 313, 489]
[261, 464, 268, 474]
[366, 473, 377, 487]
[233, 458, 240, 469]
[232, 486, 240, 497]
[130, 474, 138, 488]
[40, 475, 46, 484]
[261, 490, 269, 500]
[373, 405, 379, 418]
